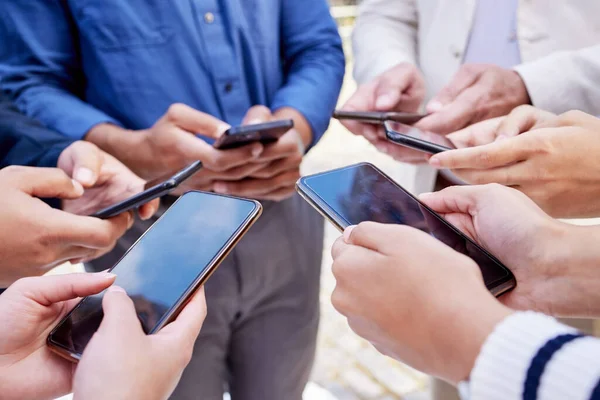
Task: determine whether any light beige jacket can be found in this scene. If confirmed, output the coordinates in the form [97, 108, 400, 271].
[352, 0, 600, 114]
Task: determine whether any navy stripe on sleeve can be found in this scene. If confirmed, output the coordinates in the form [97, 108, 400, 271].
[523, 334, 585, 400]
[591, 378, 600, 400]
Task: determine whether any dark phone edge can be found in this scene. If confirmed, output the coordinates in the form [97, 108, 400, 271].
[48, 191, 263, 362]
[296, 162, 516, 297]
[226, 120, 294, 135]
[91, 161, 203, 219]
[385, 130, 451, 155]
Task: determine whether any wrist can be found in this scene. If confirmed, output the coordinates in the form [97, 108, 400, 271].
[541, 223, 600, 318]
[273, 107, 313, 149]
[511, 70, 532, 106]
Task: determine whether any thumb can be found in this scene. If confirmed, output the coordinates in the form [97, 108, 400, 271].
[374, 75, 410, 110]
[58, 142, 103, 188]
[11, 167, 84, 199]
[426, 66, 480, 113]
[100, 286, 144, 334]
[242, 105, 273, 125]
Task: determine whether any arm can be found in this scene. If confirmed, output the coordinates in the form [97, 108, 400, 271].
[0, 1, 121, 140]
[0, 96, 73, 168]
[514, 45, 600, 115]
[352, 0, 419, 84]
[469, 312, 600, 400]
[270, 0, 345, 148]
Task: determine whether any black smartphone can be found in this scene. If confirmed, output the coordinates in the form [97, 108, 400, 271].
[48, 191, 262, 362]
[384, 121, 454, 154]
[213, 119, 293, 150]
[333, 110, 427, 125]
[296, 163, 516, 296]
[91, 161, 204, 219]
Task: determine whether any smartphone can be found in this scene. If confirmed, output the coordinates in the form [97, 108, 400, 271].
[91, 161, 203, 219]
[384, 121, 454, 154]
[333, 110, 427, 125]
[296, 163, 516, 296]
[48, 191, 262, 361]
[213, 119, 293, 150]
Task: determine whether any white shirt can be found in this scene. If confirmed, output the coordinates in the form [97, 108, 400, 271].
[463, 0, 522, 68]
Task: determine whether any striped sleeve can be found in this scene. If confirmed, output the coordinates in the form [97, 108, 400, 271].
[468, 311, 600, 400]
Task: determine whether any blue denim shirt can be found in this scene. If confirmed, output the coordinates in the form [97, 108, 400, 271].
[0, 0, 345, 147]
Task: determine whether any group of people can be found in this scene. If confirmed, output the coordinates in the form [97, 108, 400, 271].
[0, 0, 599, 399]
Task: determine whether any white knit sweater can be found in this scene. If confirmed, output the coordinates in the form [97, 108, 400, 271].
[461, 312, 600, 400]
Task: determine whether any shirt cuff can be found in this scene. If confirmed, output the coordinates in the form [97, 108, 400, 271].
[470, 312, 577, 400]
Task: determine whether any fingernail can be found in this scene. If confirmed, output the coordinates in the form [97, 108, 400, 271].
[427, 101, 444, 113]
[100, 272, 117, 280]
[375, 94, 394, 109]
[248, 119, 264, 125]
[418, 192, 433, 200]
[214, 183, 228, 194]
[73, 168, 96, 186]
[343, 225, 356, 243]
[251, 145, 263, 157]
[71, 179, 85, 195]
[107, 285, 126, 294]
[429, 157, 441, 167]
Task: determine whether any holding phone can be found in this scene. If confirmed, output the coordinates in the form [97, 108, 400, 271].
[296, 163, 516, 296]
[213, 119, 294, 150]
[384, 121, 454, 154]
[48, 191, 262, 361]
[333, 110, 427, 125]
[91, 161, 204, 219]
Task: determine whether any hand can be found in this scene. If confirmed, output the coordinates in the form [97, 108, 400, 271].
[73, 285, 207, 400]
[330, 222, 512, 384]
[339, 63, 428, 164]
[429, 111, 600, 218]
[58, 141, 159, 220]
[446, 106, 556, 148]
[0, 273, 116, 400]
[420, 184, 600, 318]
[416, 64, 531, 134]
[0, 166, 132, 285]
[86, 104, 264, 186]
[212, 105, 306, 201]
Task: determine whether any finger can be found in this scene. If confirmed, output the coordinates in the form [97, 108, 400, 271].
[248, 154, 302, 179]
[427, 66, 481, 112]
[50, 211, 132, 249]
[100, 286, 144, 333]
[429, 134, 534, 170]
[213, 170, 300, 197]
[418, 185, 492, 215]
[137, 198, 161, 220]
[254, 131, 302, 163]
[252, 185, 296, 202]
[451, 161, 534, 186]
[345, 221, 411, 255]
[5, 166, 85, 199]
[374, 66, 417, 110]
[165, 103, 230, 139]
[496, 105, 548, 138]
[331, 235, 350, 260]
[242, 105, 273, 125]
[417, 87, 483, 134]
[10, 272, 116, 306]
[446, 117, 504, 148]
[58, 142, 104, 187]
[158, 287, 207, 347]
[192, 136, 264, 172]
[339, 83, 380, 139]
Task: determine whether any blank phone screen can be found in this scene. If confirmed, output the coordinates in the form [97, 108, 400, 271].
[50, 192, 258, 356]
[301, 164, 513, 290]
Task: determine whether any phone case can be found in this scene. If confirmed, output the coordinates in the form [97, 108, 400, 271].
[296, 163, 516, 297]
[48, 191, 262, 362]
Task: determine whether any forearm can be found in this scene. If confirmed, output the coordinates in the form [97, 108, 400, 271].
[469, 312, 600, 400]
